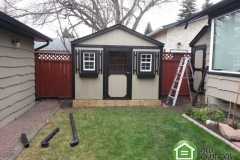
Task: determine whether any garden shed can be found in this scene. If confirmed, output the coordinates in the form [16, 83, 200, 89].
[71, 24, 164, 107]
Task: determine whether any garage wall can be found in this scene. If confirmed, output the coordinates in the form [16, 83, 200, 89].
[0, 29, 35, 129]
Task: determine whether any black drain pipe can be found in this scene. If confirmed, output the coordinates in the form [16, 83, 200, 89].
[21, 133, 29, 148]
[35, 40, 49, 51]
[41, 128, 59, 147]
[70, 113, 79, 147]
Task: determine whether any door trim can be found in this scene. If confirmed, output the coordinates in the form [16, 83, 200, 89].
[103, 47, 132, 100]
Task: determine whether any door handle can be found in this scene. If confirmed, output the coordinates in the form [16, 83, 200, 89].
[126, 72, 131, 74]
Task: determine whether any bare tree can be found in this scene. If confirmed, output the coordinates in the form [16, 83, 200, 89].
[4, 0, 174, 35]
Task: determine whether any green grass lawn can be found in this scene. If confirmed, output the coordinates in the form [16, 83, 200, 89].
[15, 106, 239, 160]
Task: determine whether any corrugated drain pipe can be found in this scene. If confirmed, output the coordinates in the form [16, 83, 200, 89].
[35, 40, 49, 51]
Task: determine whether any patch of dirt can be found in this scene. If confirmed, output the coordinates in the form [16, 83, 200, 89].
[59, 99, 72, 109]
[162, 96, 240, 144]
[162, 96, 206, 113]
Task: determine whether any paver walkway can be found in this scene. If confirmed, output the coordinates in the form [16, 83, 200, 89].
[0, 99, 61, 160]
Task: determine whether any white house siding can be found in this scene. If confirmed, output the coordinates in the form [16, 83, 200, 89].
[0, 29, 35, 129]
[151, 17, 208, 52]
[151, 30, 167, 50]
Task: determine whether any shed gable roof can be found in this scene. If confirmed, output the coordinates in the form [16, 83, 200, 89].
[0, 11, 52, 42]
[71, 24, 164, 46]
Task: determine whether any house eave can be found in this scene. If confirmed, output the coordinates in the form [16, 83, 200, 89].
[0, 11, 52, 42]
[177, 0, 239, 27]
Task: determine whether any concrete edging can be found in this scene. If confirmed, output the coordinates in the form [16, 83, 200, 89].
[182, 114, 240, 152]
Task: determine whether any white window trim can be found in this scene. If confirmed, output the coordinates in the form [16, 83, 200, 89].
[83, 52, 95, 71]
[209, 9, 240, 75]
[140, 54, 152, 72]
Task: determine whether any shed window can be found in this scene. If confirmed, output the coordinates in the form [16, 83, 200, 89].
[210, 9, 240, 74]
[109, 51, 127, 72]
[137, 52, 155, 78]
[140, 54, 152, 72]
[83, 52, 95, 71]
[80, 50, 98, 77]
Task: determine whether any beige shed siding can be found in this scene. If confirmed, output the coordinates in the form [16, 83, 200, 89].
[132, 49, 160, 99]
[0, 29, 35, 129]
[75, 48, 103, 99]
[132, 76, 159, 99]
[81, 29, 156, 46]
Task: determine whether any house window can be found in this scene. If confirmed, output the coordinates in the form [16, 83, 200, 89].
[210, 10, 240, 74]
[83, 52, 95, 71]
[140, 54, 152, 72]
[80, 50, 98, 77]
[137, 52, 155, 78]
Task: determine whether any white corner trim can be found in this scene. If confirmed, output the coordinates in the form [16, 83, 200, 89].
[182, 114, 240, 153]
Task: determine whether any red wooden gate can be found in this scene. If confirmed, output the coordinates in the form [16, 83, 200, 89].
[35, 53, 72, 99]
[162, 52, 191, 96]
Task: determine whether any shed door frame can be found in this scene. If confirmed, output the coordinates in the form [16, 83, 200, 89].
[103, 47, 132, 100]
[191, 44, 206, 94]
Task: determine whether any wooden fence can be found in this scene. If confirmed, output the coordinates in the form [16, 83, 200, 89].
[35, 53, 72, 99]
[162, 52, 191, 96]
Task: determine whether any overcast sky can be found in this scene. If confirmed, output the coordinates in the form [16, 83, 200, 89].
[12, 0, 221, 38]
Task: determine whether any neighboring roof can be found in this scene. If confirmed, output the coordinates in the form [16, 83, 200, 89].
[162, 21, 179, 30]
[35, 38, 73, 51]
[147, 15, 208, 37]
[177, 0, 240, 26]
[147, 21, 179, 37]
[71, 24, 164, 46]
[189, 25, 209, 47]
[0, 11, 52, 42]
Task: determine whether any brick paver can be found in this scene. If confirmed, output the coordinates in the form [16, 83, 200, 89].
[0, 99, 61, 160]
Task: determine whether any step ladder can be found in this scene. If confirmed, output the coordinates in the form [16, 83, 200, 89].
[166, 57, 194, 106]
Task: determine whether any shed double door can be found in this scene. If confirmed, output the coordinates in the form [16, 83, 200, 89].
[104, 47, 132, 99]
